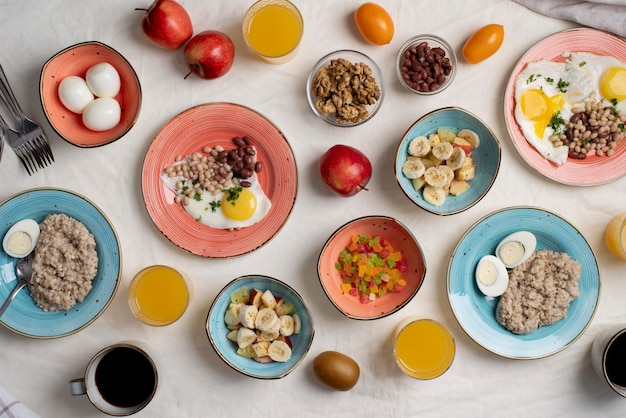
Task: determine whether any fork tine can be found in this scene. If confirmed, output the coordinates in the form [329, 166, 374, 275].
[14, 146, 34, 175]
[36, 135, 54, 165]
[23, 141, 43, 170]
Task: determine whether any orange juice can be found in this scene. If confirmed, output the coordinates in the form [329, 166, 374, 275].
[243, 0, 303, 63]
[605, 213, 626, 261]
[129, 265, 190, 326]
[393, 318, 455, 379]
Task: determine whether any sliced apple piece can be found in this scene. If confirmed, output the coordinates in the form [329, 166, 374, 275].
[261, 289, 277, 309]
[449, 179, 471, 196]
[452, 136, 472, 155]
[437, 128, 456, 143]
[274, 298, 295, 315]
[230, 287, 250, 305]
[249, 288, 263, 308]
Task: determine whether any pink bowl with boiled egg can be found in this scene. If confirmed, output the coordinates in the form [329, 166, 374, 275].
[317, 216, 427, 320]
[40, 41, 141, 147]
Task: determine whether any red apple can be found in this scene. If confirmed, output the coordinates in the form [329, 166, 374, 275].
[136, 0, 193, 50]
[319, 145, 372, 197]
[183, 30, 235, 79]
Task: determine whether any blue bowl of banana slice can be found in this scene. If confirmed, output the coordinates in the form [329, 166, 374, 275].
[394, 106, 502, 216]
[206, 275, 315, 379]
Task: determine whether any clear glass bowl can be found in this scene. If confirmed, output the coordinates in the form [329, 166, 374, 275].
[396, 34, 457, 95]
[306, 50, 384, 127]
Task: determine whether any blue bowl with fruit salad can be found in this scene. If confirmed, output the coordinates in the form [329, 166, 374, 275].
[206, 275, 315, 379]
[394, 106, 502, 216]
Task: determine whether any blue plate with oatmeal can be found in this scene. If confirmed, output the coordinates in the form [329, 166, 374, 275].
[0, 188, 121, 338]
[447, 206, 599, 359]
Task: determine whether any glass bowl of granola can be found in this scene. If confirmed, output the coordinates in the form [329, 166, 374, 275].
[306, 50, 384, 127]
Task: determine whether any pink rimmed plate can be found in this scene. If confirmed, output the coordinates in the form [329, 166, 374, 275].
[142, 103, 297, 258]
[504, 28, 626, 186]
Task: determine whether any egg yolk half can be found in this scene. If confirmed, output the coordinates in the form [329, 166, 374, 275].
[221, 188, 257, 221]
[520, 89, 563, 138]
[600, 66, 626, 102]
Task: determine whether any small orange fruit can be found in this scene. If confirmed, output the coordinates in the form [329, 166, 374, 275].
[462, 24, 505, 64]
[354, 2, 394, 45]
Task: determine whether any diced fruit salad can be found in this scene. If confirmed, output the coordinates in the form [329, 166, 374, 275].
[224, 287, 301, 363]
[335, 234, 408, 304]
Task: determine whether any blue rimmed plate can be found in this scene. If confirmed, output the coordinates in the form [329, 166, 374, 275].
[206, 275, 315, 379]
[0, 188, 121, 338]
[447, 206, 599, 359]
[395, 107, 501, 216]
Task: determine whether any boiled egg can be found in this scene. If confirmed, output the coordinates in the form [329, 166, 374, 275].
[495, 230, 536, 268]
[82, 97, 121, 131]
[179, 174, 271, 229]
[475, 255, 509, 297]
[86, 62, 121, 98]
[2, 219, 40, 258]
[58, 75, 94, 114]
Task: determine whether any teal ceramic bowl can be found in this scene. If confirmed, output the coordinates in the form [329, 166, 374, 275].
[447, 207, 599, 359]
[0, 188, 121, 338]
[395, 107, 501, 215]
[206, 275, 314, 379]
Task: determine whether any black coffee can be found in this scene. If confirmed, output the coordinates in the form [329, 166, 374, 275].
[95, 346, 156, 408]
[606, 332, 626, 388]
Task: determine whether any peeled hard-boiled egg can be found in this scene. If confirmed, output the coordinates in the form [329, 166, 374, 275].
[495, 231, 536, 268]
[82, 97, 121, 131]
[2, 219, 40, 258]
[58, 75, 94, 114]
[86, 62, 121, 98]
[475, 255, 509, 297]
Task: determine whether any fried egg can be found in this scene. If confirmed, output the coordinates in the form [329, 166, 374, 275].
[162, 172, 271, 230]
[514, 52, 626, 165]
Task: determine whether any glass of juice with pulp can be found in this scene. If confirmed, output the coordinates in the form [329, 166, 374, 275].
[393, 318, 455, 379]
[243, 0, 303, 64]
[605, 212, 626, 261]
[129, 265, 191, 326]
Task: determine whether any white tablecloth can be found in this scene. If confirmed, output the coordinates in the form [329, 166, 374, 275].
[1, 1, 626, 417]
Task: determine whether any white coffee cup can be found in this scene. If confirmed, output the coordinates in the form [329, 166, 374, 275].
[591, 324, 626, 398]
[69, 342, 158, 416]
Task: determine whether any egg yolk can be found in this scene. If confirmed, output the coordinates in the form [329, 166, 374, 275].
[221, 188, 257, 221]
[600, 66, 626, 102]
[520, 89, 563, 138]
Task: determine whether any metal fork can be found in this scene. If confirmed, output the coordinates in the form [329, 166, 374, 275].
[0, 63, 53, 175]
[0, 112, 37, 173]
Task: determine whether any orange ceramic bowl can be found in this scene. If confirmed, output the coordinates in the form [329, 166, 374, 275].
[39, 41, 141, 147]
[317, 216, 427, 320]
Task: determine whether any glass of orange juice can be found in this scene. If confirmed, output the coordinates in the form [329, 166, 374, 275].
[128, 265, 191, 326]
[605, 212, 626, 261]
[243, 0, 304, 64]
[393, 317, 455, 379]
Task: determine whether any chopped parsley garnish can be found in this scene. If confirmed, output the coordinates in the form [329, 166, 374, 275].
[223, 186, 242, 206]
[209, 200, 221, 213]
[611, 98, 619, 107]
[545, 77, 554, 83]
[557, 79, 569, 93]
[579, 61, 587, 67]
[619, 123, 625, 131]
[193, 193, 202, 202]
[526, 74, 538, 83]
[548, 111, 566, 134]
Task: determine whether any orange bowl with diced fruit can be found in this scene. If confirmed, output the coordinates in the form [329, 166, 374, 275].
[317, 216, 427, 320]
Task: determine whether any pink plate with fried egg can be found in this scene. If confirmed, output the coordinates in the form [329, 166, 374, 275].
[504, 28, 626, 186]
[142, 103, 297, 258]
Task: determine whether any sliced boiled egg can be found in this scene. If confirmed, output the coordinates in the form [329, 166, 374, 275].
[2, 219, 40, 258]
[475, 255, 509, 297]
[495, 231, 536, 268]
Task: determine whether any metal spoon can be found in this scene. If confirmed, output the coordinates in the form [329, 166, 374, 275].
[0, 253, 35, 318]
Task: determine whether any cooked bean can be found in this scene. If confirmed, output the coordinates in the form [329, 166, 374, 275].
[399, 41, 453, 93]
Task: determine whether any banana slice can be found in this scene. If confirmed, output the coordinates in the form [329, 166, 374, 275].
[431, 141, 453, 160]
[255, 308, 280, 333]
[408, 136, 431, 157]
[457, 129, 480, 148]
[237, 304, 258, 329]
[279, 315, 295, 336]
[237, 327, 257, 349]
[224, 303, 242, 329]
[257, 329, 280, 341]
[293, 313, 302, 334]
[422, 186, 446, 206]
[446, 147, 466, 170]
[439, 165, 455, 185]
[268, 340, 292, 362]
[424, 167, 448, 188]
[401, 158, 426, 179]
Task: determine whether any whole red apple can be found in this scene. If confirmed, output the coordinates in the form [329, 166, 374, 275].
[319, 145, 372, 197]
[136, 0, 193, 50]
[183, 30, 235, 79]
